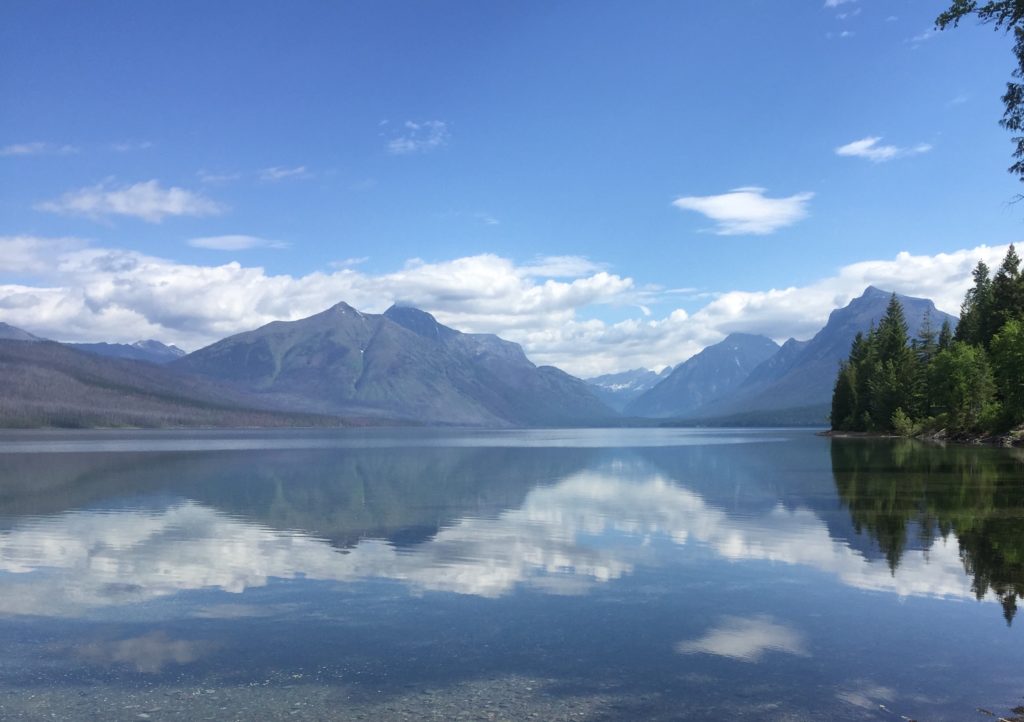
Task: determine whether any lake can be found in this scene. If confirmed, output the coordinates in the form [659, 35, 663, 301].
[0, 428, 1022, 721]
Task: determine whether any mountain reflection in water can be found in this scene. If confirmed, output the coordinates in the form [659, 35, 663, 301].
[0, 436, 1021, 622]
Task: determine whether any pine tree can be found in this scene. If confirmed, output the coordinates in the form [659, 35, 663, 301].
[991, 245, 1024, 337]
[876, 294, 910, 365]
[956, 261, 993, 346]
[991, 319, 1024, 425]
[938, 319, 954, 351]
[913, 310, 939, 417]
[831, 362, 857, 429]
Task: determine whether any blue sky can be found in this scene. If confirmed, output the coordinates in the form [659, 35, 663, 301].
[1, 0, 1021, 375]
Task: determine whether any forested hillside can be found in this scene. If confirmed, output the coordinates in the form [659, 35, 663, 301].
[831, 245, 1024, 438]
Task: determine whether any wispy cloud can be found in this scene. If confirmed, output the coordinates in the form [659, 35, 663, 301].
[386, 120, 449, 155]
[0, 141, 78, 157]
[187, 235, 289, 251]
[109, 140, 153, 153]
[835, 136, 932, 163]
[520, 256, 606, 278]
[331, 256, 369, 269]
[258, 165, 312, 182]
[197, 169, 243, 185]
[824, 0, 855, 7]
[36, 180, 225, 223]
[908, 29, 934, 47]
[672, 187, 813, 235]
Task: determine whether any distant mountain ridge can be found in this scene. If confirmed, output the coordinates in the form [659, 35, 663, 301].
[584, 367, 671, 411]
[0, 322, 186, 365]
[174, 302, 616, 427]
[625, 333, 781, 418]
[680, 287, 958, 425]
[0, 339, 335, 428]
[68, 339, 186, 364]
[0, 322, 42, 342]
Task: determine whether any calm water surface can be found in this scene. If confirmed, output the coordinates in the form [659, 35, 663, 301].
[0, 428, 1022, 721]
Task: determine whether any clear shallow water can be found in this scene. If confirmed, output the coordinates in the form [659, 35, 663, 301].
[0, 429, 1022, 721]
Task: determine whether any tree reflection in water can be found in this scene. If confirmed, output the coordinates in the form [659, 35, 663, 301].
[831, 439, 1024, 624]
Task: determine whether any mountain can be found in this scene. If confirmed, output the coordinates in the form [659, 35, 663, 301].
[0, 339, 337, 429]
[624, 333, 781, 418]
[686, 286, 958, 425]
[0, 322, 42, 342]
[174, 302, 617, 427]
[68, 339, 186, 364]
[584, 367, 671, 411]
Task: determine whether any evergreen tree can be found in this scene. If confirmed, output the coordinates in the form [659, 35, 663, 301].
[831, 362, 857, 429]
[913, 310, 939, 417]
[991, 244, 1024, 335]
[930, 342, 998, 432]
[938, 318, 955, 351]
[991, 318, 1024, 425]
[876, 294, 911, 364]
[956, 260, 993, 346]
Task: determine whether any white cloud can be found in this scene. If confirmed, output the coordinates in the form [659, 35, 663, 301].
[672, 187, 813, 235]
[824, 0, 855, 6]
[676, 616, 808, 662]
[187, 235, 290, 251]
[36, 180, 224, 223]
[109, 140, 153, 153]
[387, 120, 449, 155]
[835, 136, 932, 163]
[258, 165, 311, 182]
[0, 236, 86, 274]
[0, 141, 78, 156]
[0, 237, 1009, 376]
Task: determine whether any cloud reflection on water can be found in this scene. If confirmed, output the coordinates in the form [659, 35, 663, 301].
[0, 469, 988, 616]
[675, 615, 808, 662]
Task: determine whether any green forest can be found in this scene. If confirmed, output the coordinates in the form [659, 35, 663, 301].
[830, 245, 1024, 437]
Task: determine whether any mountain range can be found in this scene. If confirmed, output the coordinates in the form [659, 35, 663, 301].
[67, 339, 186, 364]
[610, 286, 957, 425]
[624, 333, 781, 418]
[0, 287, 957, 428]
[173, 302, 614, 426]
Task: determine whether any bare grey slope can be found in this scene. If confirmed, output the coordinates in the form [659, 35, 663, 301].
[0, 339, 334, 428]
[0, 322, 42, 342]
[624, 333, 781, 418]
[174, 302, 616, 426]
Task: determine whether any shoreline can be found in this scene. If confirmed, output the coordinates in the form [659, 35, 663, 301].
[819, 428, 1024, 448]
